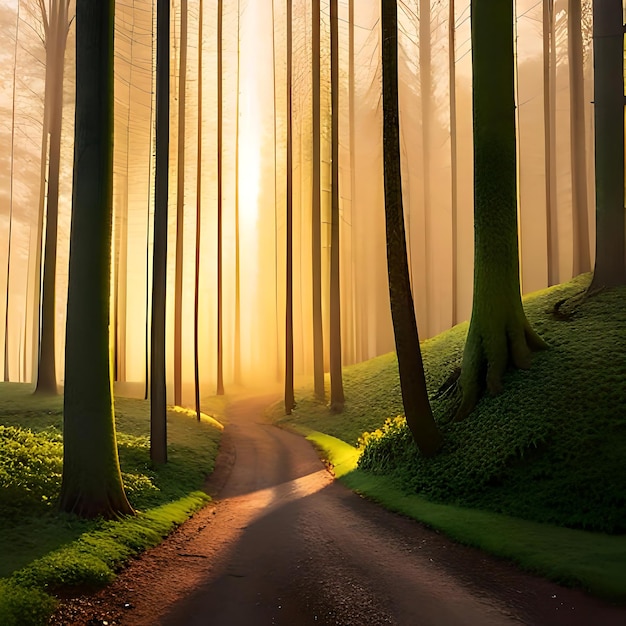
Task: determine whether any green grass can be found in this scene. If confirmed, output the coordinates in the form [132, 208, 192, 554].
[269, 274, 626, 602]
[0, 384, 225, 624]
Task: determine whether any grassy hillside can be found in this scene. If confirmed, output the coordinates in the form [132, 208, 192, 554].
[270, 274, 626, 533]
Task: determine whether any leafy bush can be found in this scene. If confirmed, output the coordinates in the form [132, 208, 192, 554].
[0, 580, 56, 626]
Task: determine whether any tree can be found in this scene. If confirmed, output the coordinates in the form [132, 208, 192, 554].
[193, 0, 204, 421]
[588, 0, 626, 290]
[311, 0, 324, 401]
[35, 0, 73, 395]
[284, 0, 294, 415]
[174, 0, 189, 407]
[381, 0, 442, 457]
[150, 0, 171, 465]
[448, 0, 458, 324]
[543, 0, 559, 286]
[455, 0, 546, 421]
[233, 0, 242, 385]
[59, 0, 133, 518]
[568, 0, 591, 276]
[216, 0, 224, 396]
[329, 0, 344, 411]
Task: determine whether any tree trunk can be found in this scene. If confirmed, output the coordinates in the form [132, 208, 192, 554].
[311, 0, 324, 401]
[233, 0, 242, 386]
[448, 0, 458, 324]
[569, 0, 591, 276]
[381, 0, 442, 457]
[284, 0, 294, 415]
[36, 1, 70, 395]
[419, 0, 432, 332]
[544, 0, 559, 286]
[456, 0, 546, 421]
[194, 0, 204, 421]
[150, 0, 171, 465]
[59, 0, 134, 518]
[174, 0, 188, 407]
[329, 0, 344, 411]
[216, 0, 224, 396]
[589, 0, 626, 290]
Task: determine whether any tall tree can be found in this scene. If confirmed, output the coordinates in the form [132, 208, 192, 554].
[455, 0, 546, 421]
[59, 0, 133, 518]
[174, 0, 189, 406]
[381, 0, 442, 457]
[543, 0, 559, 286]
[329, 0, 344, 411]
[4, 0, 19, 382]
[284, 0, 294, 415]
[588, 0, 626, 290]
[193, 0, 204, 421]
[311, 0, 324, 401]
[233, 0, 242, 385]
[35, 0, 72, 395]
[448, 0, 458, 324]
[150, 0, 171, 465]
[216, 0, 224, 396]
[568, 0, 591, 276]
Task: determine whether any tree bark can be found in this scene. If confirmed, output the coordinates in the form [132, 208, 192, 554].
[544, 0, 559, 286]
[194, 0, 203, 421]
[568, 0, 591, 276]
[381, 0, 442, 457]
[448, 0, 458, 324]
[150, 0, 171, 465]
[456, 0, 546, 422]
[174, 0, 188, 406]
[59, 0, 134, 518]
[284, 0, 294, 415]
[589, 0, 626, 290]
[329, 0, 344, 411]
[311, 0, 324, 401]
[216, 0, 224, 396]
[233, 0, 242, 386]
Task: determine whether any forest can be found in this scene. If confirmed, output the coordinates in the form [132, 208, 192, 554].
[0, 0, 625, 624]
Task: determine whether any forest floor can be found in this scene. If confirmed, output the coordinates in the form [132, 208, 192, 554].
[50, 395, 626, 626]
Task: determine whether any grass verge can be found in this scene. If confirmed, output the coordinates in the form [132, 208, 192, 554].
[0, 384, 225, 625]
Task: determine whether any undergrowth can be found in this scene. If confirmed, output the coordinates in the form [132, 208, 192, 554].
[0, 388, 224, 624]
[356, 275, 626, 533]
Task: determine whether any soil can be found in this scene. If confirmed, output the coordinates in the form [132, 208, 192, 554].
[50, 395, 626, 625]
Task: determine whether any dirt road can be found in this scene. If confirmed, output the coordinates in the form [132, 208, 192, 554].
[52, 395, 626, 625]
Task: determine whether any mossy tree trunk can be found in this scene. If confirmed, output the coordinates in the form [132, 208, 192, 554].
[381, 0, 442, 457]
[589, 0, 625, 291]
[59, 0, 134, 518]
[456, 0, 546, 422]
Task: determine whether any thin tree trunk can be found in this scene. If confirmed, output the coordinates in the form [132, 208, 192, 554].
[589, 0, 626, 289]
[544, 0, 559, 285]
[194, 0, 203, 421]
[174, 0, 188, 406]
[448, 0, 458, 324]
[271, 0, 280, 383]
[233, 0, 242, 385]
[4, 0, 20, 382]
[36, 0, 70, 395]
[216, 0, 224, 396]
[284, 0, 294, 415]
[419, 0, 432, 332]
[568, 0, 591, 275]
[59, 0, 134, 518]
[329, 0, 344, 411]
[311, 0, 324, 400]
[150, 0, 171, 465]
[381, 0, 442, 457]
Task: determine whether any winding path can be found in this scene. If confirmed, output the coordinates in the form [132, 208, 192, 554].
[53, 395, 626, 625]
